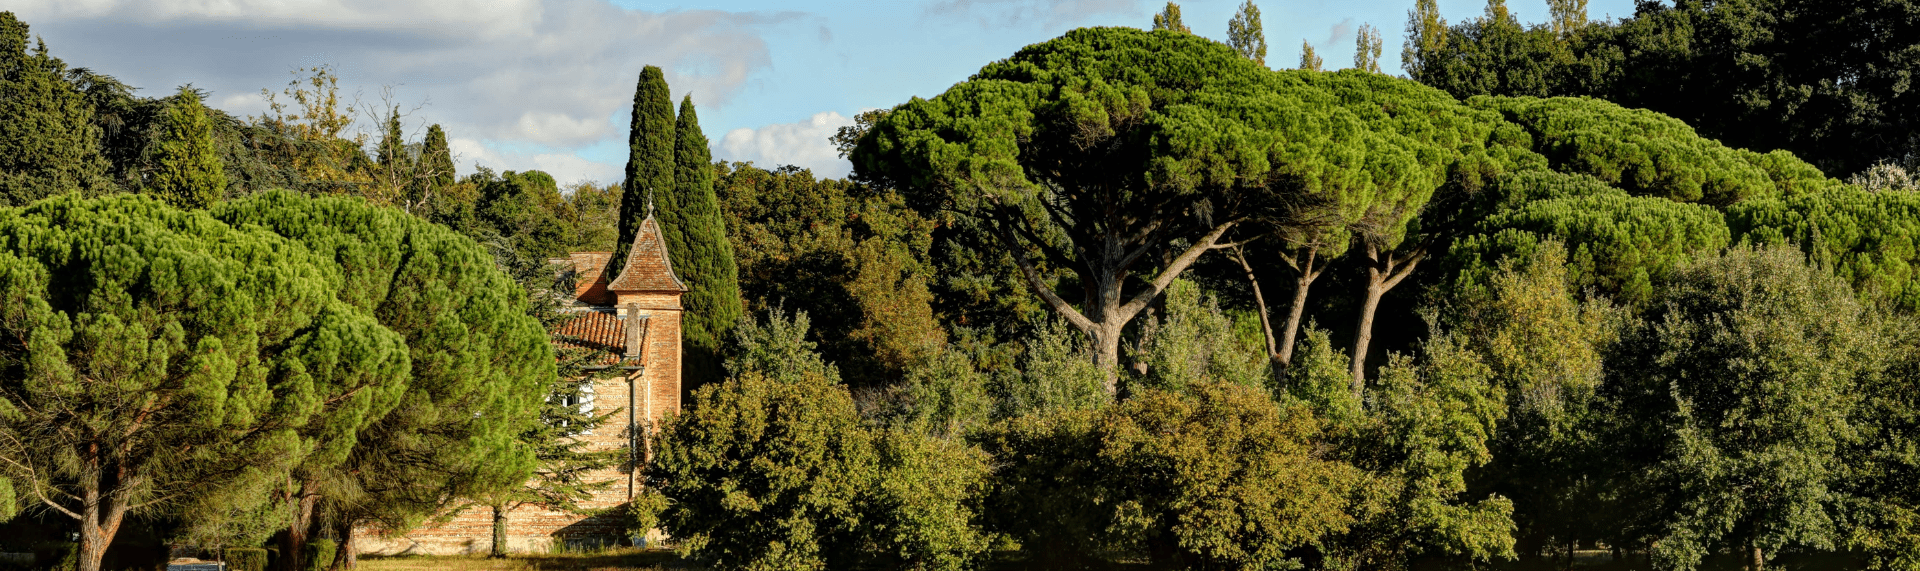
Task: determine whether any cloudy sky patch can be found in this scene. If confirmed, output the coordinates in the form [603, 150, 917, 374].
[16, 0, 1640, 184]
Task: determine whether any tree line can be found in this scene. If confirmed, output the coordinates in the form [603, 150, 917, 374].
[4, 2, 1920, 571]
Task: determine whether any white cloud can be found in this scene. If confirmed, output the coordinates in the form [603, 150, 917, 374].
[717, 111, 857, 179]
[18, 0, 796, 150]
[443, 137, 616, 186]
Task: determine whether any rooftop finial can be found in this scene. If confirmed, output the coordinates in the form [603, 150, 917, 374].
[646, 187, 656, 218]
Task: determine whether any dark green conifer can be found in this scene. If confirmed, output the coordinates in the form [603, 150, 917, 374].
[148, 86, 225, 208]
[421, 124, 455, 191]
[613, 65, 675, 267]
[0, 12, 108, 205]
[667, 95, 743, 389]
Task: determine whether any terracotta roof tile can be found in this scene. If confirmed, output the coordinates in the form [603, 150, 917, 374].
[607, 216, 687, 293]
[553, 310, 650, 368]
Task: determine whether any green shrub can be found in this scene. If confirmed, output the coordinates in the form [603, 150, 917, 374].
[979, 382, 1361, 570]
[303, 539, 335, 571]
[650, 365, 992, 571]
[224, 547, 268, 571]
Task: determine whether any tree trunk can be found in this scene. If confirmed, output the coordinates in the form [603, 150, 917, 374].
[1230, 246, 1280, 364]
[1275, 248, 1328, 369]
[1350, 243, 1424, 395]
[1350, 282, 1386, 396]
[331, 518, 356, 570]
[1000, 216, 1239, 398]
[1092, 321, 1125, 395]
[1748, 542, 1764, 571]
[490, 504, 508, 558]
[280, 481, 321, 571]
[75, 458, 132, 571]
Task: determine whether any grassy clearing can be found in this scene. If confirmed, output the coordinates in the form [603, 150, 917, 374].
[356, 549, 698, 571]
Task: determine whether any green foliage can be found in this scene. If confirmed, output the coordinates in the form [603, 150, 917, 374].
[665, 96, 743, 392]
[0, 194, 410, 571]
[472, 167, 569, 259]
[650, 365, 990, 571]
[1151, 2, 1189, 33]
[209, 191, 551, 546]
[890, 347, 993, 438]
[979, 382, 1360, 569]
[421, 124, 454, 192]
[1299, 40, 1323, 71]
[1444, 242, 1620, 560]
[1608, 247, 1880, 571]
[863, 428, 993, 571]
[1730, 185, 1920, 310]
[1406, 0, 1920, 178]
[726, 308, 842, 386]
[1282, 323, 1361, 425]
[1449, 191, 1730, 305]
[715, 162, 947, 388]
[994, 319, 1109, 419]
[0, 12, 109, 205]
[1325, 334, 1516, 570]
[224, 548, 267, 571]
[1226, 0, 1266, 66]
[614, 65, 675, 267]
[1133, 279, 1270, 394]
[1470, 96, 1832, 205]
[853, 27, 1509, 379]
[1849, 316, 1920, 570]
[1353, 23, 1383, 73]
[301, 539, 334, 571]
[148, 86, 226, 208]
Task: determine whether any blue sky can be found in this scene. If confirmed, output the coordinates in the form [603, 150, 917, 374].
[16, 0, 1637, 184]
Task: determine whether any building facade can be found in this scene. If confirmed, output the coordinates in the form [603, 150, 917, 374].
[354, 214, 686, 555]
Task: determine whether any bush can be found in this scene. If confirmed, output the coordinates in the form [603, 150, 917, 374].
[303, 539, 336, 571]
[650, 366, 992, 571]
[979, 382, 1361, 570]
[223, 548, 268, 571]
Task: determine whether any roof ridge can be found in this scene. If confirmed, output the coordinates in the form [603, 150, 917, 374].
[606, 214, 689, 293]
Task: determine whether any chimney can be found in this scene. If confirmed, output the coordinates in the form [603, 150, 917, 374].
[624, 303, 647, 358]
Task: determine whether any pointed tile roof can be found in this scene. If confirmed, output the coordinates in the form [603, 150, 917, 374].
[607, 215, 688, 293]
[554, 309, 651, 368]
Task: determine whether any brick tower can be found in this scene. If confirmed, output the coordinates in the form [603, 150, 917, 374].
[354, 213, 686, 555]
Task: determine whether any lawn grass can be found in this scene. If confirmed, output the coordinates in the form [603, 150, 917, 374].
[356, 549, 699, 571]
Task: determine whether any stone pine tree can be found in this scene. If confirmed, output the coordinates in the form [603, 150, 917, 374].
[1152, 2, 1190, 33]
[0, 12, 108, 205]
[209, 192, 551, 571]
[1300, 40, 1323, 71]
[613, 65, 676, 268]
[852, 29, 1499, 393]
[1227, 0, 1266, 67]
[665, 95, 743, 390]
[0, 194, 413, 571]
[148, 86, 226, 209]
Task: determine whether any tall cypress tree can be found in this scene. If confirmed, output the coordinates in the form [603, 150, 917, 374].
[667, 95, 743, 389]
[613, 65, 676, 267]
[422, 124, 455, 191]
[148, 85, 225, 208]
[0, 12, 108, 205]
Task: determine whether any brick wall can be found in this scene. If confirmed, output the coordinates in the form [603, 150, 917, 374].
[355, 296, 682, 556]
